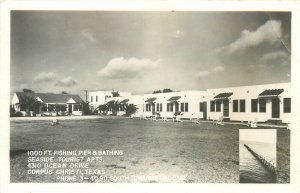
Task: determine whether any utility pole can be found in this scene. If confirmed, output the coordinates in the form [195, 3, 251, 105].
[83, 90, 88, 103]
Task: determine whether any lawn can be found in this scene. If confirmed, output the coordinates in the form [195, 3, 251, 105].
[10, 118, 289, 183]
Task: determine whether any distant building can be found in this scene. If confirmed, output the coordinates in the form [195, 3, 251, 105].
[11, 92, 84, 116]
[88, 90, 131, 112]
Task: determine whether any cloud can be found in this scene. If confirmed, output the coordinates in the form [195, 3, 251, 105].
[260, 50, 290, 66]
[261, 50, 289, 61]
[33, 72, 55, 82]
[195, 70, 210, 78]
[173, 30, 184, 38]
[97, 57, 160, 79]
[55, 76, 78, 87]
[80, 29, 97, 43]
[216, 20, 282, 54]
[195, 65, 225, 78]
[212, 66, 225, 72]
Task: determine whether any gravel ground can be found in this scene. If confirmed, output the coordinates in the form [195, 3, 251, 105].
[10, 118, 289, 183]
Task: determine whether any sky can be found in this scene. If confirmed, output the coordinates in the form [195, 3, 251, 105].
[240, 129, 277, 144]
[10, 11, 291, 98]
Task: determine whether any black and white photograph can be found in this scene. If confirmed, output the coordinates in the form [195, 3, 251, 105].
[3, 4, 296, 188]
[239, 129, 277, 183]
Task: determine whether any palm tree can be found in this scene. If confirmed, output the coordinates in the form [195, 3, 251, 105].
[98, 104, 109, 115]
[125, 104, 138, 117]
[17, 94, 42, 116]
[106, 100, 120, 116]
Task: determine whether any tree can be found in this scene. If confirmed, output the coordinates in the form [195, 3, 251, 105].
[153, 90, 162, 94]
[23, 88, 34, 93]
[125, 104, 138, 117]
[81, 102, 91, 115]
[98, 104, 109, 115]
[153, 88, 174, 94]
[112, 91, 120, 97]
[162, 88, 173, 93]
[106, 100, 120, 115]
[17, 94, 41, 116]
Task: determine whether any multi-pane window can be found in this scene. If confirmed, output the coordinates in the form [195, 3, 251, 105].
[96, 96, 98, 102]
[167, 103, 174, 112]
[210, 101, 215, 112]
[146, 104, 151, 112]
[251, 99, 258, 112]
[73, 104, 79, 111]
[184, 103, 188, 112]
[48, 104, 54, 111]
[233, 100, 239, 112]
[179, 103, 188, 112]
[216, 100, 221, 112]
[240, 100, 246, 112]
[259, 99, 266, 113]
[91, 96, 93, 102]
[79, 104, 82, 111]
[156, 103, 163, 112]
[284, 98, 291, 113]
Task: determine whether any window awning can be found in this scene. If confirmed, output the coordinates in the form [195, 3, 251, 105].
[258, 89, 284, 98]
[167, 96, 181, 103]
[120, 99, 129, 104]
[214, 92, 233, 100]
[145, 97, 157, 103]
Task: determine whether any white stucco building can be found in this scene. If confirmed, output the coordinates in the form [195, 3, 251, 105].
[89, 82, 291, 124]
[206, 82, 291, 123]
[88, 90, 131, 112]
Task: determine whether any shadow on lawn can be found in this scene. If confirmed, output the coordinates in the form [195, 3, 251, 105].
[10, 149, 32, 158]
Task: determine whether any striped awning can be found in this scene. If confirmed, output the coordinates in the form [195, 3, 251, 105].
[258, 89, 284, 98]
[167, 96, 181, 103]
[145, 97, 157, 103]
[214, 92, 233, 100]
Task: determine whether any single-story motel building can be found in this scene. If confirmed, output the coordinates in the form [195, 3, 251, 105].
[11, 92, 84, 116]
[89, 82, 291, 124]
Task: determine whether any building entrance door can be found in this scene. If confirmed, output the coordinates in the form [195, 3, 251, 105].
[272, 98, 280, 118]
[68, 104, 72, 114]
[223, 100, 229, 117]
[203, 102, 207, 120]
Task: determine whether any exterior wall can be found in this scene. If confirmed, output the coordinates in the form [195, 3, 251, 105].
[88, 82, 291, 123]
[88, 91, 131, 111]
[206, 83, 291, 123]
[140, 91, 206, 119]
